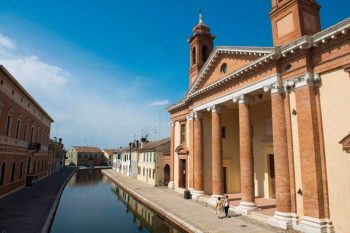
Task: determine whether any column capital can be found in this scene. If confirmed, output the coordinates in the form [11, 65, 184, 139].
[270, 82, 285, 94]
[285, 73, 321, 89]
[207, 105, 221, 113]
[193, 111, 203, 119]
[233, 94, 249, 104]
[169, 121, 175, 127]
[186, 113, 194, 121]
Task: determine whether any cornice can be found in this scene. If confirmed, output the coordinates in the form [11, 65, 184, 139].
[167, 17, 350, 113]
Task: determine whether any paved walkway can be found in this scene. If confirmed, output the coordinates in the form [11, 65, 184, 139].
[0, 167, 76, 233]
[103, 170, 294, 233]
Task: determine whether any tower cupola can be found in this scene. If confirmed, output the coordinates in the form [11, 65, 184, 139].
[188, 12, 215, 85]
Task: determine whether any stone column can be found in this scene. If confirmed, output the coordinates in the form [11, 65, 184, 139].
[168, 122, 175, 189]
[268, 83, 293, 229]
[193, 112, 204, 197]
[234, 95, 257, 214]
[294, 74, 333, 232]
[210, 105, 223, 198]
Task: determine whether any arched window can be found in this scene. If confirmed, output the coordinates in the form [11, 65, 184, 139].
[15, 115, 22, 139]
[30, 124, 35, 143]
[6, 109, 14, 137]
[23, 120, 28, 141]
[36, 127, 40, 143]
[11, 162, 15, 182]
[191, 47, 196, 65]
[19, 162, 23, 179]
[202, 45, 208, 63]
[0, 162, 5, 185]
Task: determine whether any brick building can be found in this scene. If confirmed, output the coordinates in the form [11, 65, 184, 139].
[65, 146, 105, 167]
[0, 65, 53, 197]
[167, 1, 350, 232]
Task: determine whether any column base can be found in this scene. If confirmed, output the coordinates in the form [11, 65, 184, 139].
[268, 211, 297, 229]
[207, 194, 224, 206]
[191, 190, 205, 200]
[234, 201, 258, 215]
[295, 216, 334, 233]
[167, 181, 175, 190]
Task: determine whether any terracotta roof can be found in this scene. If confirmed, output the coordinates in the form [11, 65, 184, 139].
[114, 147, 129, 153]
[103, 149, 117, 155]
[141, 138, 170, 150]
[71, 146, 102, 153]
[339, 133, 350, 144]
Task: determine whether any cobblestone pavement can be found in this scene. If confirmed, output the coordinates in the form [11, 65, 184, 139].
[103, 170, 298, 233]
[0, 167, 76, 233]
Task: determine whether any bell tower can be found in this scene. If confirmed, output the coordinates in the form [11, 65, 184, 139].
[188, 12, 215, 85]
[270, 0, 321, 47]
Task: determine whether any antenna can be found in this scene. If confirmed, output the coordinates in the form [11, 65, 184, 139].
[55, 124, 60, 139]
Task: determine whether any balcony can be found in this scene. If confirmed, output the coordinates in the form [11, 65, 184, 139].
[0, 135, 28, 148]
[28, 142, 41, 152]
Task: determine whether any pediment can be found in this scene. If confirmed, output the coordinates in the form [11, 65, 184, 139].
[339, 133, 350, 153]
[175, 144, 189, 155]
[188, 46, 273, 96]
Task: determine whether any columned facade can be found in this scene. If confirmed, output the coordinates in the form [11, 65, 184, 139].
[168, 1, 350, 232]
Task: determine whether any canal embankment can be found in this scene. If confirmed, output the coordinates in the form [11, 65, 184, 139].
[103, 169, 283, 233]
[0, 167, 77, 233]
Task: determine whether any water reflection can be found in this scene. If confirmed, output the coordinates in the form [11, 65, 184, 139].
[50, 169, 183, 233]
[111, 186, 182, 233]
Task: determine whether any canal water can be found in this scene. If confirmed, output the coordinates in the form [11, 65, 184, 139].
[50, 169, 184, 233]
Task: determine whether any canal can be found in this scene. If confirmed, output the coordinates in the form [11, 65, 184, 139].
[50, 169, 184, 233]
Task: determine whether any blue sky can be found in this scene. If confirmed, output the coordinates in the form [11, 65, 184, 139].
[0, 0, 348, 149]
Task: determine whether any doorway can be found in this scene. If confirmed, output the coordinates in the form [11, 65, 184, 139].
[179, 159, 187, 188]
[164, 164, 170, 186]
[223, 167, 228, 194]
[268, 154, 276, 198]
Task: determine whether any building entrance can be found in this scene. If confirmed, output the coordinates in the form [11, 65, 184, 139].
[179, 159, 187, 188]
[268, 154, 276, 198]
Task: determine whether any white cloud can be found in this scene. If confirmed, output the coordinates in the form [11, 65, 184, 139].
[149, 99, 169, 107]
[0, 34, 15, 49]
[0, 33, 170, 148]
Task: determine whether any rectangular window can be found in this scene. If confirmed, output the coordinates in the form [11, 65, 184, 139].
[180, 124, 186, 144]
[6, 115, 12, 136]
[23, 124, 27, 141]
[153, 169, 155, 179]
[143, 167, 145, 176]
[222, 127, 226, 138]
[30, 127, 34, 143]
[15, 120, 21, 139]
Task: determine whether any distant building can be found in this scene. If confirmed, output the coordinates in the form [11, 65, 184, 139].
[48, 137, 64, 174]
[129, 140, 140, 179]
[0, 65, 53, 197]
[65, 146, 105, 167]
[137, 138, 170, 186]
[120, 148, 131, 176]
[112, 148, 123, 172]
[102, 149, 116, 166]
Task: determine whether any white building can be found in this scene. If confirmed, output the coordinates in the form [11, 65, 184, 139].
[137, 138, 170, 186]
